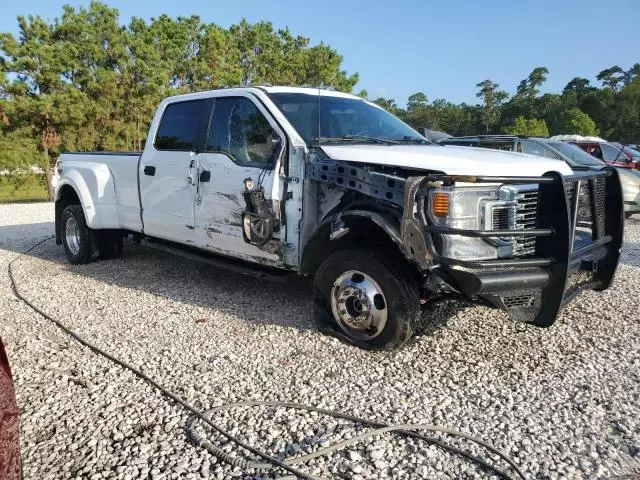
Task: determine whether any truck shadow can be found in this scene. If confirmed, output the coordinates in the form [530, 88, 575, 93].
[2, 221, 639, 338]
[1, 224, 445, 336]
[620, 243, 640, 267]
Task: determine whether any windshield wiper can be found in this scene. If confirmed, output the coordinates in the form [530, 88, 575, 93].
[318, 135, 400, 145]
[394, 136, 430, 144]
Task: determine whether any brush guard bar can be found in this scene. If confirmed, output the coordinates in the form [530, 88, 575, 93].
[420, 168, 623, 326]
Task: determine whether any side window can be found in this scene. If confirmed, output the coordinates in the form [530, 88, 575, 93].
[519, 140, 555, 159]
[155, 100, 209, 151]
[207, 97, 278, 165]
[602, 144, 623, 162]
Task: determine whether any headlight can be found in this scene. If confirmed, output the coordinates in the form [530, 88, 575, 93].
[427, 186, 518, 261]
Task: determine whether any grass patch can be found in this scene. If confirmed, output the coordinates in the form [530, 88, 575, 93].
[0, 175, 49, 203]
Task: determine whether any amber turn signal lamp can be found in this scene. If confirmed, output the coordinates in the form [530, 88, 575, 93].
[431, 192, 449, 217]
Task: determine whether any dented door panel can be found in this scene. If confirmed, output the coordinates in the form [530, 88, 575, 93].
[193, 152, 284, 266]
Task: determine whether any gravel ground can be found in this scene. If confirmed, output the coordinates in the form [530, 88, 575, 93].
[1, 202, 639, 480]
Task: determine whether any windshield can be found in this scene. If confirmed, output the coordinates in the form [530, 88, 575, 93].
[268, 93, 426, 146]
[623, 146, 640, 158]
[546, 141, 605, 167]
[610, 143, 640, 160]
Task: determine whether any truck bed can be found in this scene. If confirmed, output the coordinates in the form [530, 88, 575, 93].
[57, 152, 143, 233]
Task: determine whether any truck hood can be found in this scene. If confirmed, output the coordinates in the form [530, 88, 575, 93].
[320, 144, 573, 177]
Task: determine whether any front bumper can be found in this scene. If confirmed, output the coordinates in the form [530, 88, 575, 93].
[421, 168, 623, 326]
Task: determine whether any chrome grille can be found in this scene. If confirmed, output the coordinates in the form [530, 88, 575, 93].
[492, 207, 511, 230]
[514, 189, 538, 256]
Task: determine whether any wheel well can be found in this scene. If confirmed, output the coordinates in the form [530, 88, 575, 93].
[55, 185, 81, 244]
[301, 215, 421, 280]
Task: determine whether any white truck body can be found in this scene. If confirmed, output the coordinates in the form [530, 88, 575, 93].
[54, 86, 622, 350]
[56, 87, 571, 266]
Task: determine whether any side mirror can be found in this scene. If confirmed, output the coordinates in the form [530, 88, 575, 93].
[417, 127, 429, 139]
[242, 212, 274, 246]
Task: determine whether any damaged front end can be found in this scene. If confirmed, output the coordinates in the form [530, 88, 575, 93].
[414, 169, 624, 326]
[308, 156, 623, 326]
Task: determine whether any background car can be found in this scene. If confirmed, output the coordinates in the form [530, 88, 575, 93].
[440, 135, 640, 218]
[611, 142, 640, 162]
[0, 336, 21, 479]
[572, 140, 639, 170]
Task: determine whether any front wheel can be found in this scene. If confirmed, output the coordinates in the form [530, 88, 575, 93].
[313, 250, 421, 350]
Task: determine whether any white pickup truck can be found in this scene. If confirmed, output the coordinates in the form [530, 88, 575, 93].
[55, 87, 624, 349]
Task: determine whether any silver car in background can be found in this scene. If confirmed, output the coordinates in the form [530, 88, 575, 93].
[440, 135, 640, 218]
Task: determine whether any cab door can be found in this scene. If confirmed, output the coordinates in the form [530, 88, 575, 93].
[139, 99, 212, 242]
[193, 94, 286, 267]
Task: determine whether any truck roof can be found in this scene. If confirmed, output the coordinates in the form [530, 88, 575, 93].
[162, 85, 362, 104]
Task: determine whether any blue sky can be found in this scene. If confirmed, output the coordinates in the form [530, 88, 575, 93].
[2, 0, 639, 105]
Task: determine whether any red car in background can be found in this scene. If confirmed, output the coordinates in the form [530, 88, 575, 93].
[0, 337, 21, 479]
[573, 140, 640, 170]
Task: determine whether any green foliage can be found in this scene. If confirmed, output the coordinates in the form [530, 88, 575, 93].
[372, 97, 401, 116]
[504, 117, 549, 137]
[553, 108, 599, 136]
[597, 66, 625, 91]
[0, 175, 48, 203]
[0, 1, 358, 182]
[399, 63, 640, 143]
[475, 79, 508, 132]
[611, 78, 640, 143]
[516, 67, 549, 99]
[1, 0, 640, 197]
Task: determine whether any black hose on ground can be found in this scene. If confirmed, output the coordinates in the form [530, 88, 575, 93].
[8, 237, 528, 480]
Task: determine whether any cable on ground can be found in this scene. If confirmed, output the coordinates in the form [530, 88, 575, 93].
[8, 237, 527, 480]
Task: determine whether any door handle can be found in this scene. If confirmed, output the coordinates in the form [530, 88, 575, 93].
[199, 170, 211, 183]
[186, 175, 194, 185]
[144, 165, 156, 176]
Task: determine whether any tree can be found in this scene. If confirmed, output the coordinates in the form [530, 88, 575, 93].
[372, 97, 400, 115]
[611, 77, 640, 143]
[564, 108, 598, 136]
[516, 67, 549, 99]
[597, 66, 625, 91]
[475, 79, 507, 133]
[407, 92, 428, 111]
[623, 63, 640, 86]
[548, 108, 598, 136]
[563, 77, 593, 99]
[0, 1, 360, 198]
[504, 116, 549, 137]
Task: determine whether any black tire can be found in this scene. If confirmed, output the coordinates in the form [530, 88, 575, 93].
[97, 231, 124, 260]
[61, 204, 95, 265]
[313, 249, 421, 350]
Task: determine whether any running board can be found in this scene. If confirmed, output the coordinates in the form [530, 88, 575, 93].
[139, 238, 291, 282]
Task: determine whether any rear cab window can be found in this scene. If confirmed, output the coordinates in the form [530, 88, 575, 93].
[154, 100, 211, 151]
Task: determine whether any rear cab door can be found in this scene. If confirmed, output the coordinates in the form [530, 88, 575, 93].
[139, 98, 212, 242]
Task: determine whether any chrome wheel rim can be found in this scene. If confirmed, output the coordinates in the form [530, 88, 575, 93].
[330, 270, 388, 340]
[64, 215, 81, 255]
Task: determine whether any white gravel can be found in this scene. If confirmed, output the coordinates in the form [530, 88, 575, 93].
[1, 202, 639, 480]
